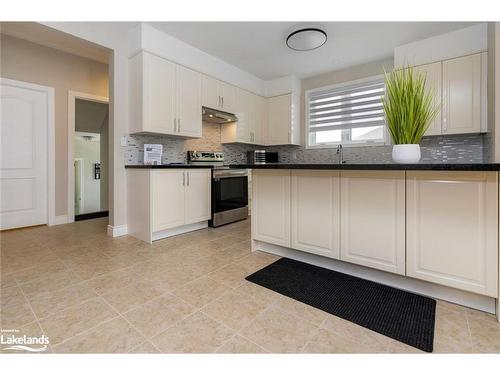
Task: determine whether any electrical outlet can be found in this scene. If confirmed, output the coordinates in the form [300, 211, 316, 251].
[120, 136, 127, 147]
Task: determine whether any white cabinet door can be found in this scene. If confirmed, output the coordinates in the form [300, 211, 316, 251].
[291, 170, 340, 259]
[267, 94, 291, 145]
[249, 92, 264, 144]
[184, 169, 211, 225]
[340, 171, 406, 275]
[220, 82, 237, 114]
[443, 53, 482, 134]
[143, 52, 176, 134]
[252, 170, 291, 247]
[202, 75, 220, 110]
[177, 66, 202, 137]
[151, 170, 185, 232]
[234, 89, 252, 143]
[1, 80, 49, 229]
[414, 62, 442, 136]
[406, 171, 498, 297]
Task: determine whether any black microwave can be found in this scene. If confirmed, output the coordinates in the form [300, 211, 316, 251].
[247, 150, 279, 164]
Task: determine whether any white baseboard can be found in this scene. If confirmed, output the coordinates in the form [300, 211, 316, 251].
[151, 221, 208, 242]
[254, 240, 497, 314]
[107, 224, 128, 237]
[53, 215, 69, 226]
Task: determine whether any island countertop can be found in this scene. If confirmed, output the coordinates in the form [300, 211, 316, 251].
[229, 163, 500, 171]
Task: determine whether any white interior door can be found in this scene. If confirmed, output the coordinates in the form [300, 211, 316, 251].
[1, 80, 50, 230]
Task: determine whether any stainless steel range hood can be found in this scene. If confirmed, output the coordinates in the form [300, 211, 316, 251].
[202, 107, 238, 124]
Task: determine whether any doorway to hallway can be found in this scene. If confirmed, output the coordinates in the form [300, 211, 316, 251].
[69, 93, 109, 222]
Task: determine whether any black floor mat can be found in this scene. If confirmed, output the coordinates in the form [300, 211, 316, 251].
[246, 258, 436, 352]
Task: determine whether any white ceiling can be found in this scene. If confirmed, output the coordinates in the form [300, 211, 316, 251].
[148, 22, 480, 80]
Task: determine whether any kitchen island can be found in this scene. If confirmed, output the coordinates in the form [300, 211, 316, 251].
[236, 163, 500, 321]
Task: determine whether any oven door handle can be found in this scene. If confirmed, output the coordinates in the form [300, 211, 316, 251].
[213, 170, 248, 179]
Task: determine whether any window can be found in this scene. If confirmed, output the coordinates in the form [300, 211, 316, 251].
[306, 76, 386, 148]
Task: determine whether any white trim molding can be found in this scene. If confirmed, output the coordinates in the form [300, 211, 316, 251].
[54, 215, 69, 225]
[0, 78, 56, 227]
[107, 224, 128, 237]
[68, 91, 109, 223]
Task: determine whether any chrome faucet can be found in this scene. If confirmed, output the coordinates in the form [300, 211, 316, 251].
[336, 144, 346, 164]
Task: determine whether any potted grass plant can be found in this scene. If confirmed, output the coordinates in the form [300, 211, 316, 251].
[382, 67, 440, 163]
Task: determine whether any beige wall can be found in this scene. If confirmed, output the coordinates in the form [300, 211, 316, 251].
[300, 57, 394, 142]
[0, 34, 109, 216]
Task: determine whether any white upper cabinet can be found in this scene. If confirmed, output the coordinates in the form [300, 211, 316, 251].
[442, 53, 484, 135]
[413, 62, 442, 136]
[129, 51, 202, 138]
[202, 75, 220, 110]
[409, 52, 487, 137]
[177, 65, 202, 137]
[221, 88, 265, 145]
[202, 75, 237, 113]
[340, 171, 406, 275]
[267, 94, 300, 145]
[406, 171, 498, 297]
[220, 81, 237, 113]
[130, 51, 176, 134]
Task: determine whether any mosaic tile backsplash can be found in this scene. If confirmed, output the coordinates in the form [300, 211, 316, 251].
[125, 123, 488, 165]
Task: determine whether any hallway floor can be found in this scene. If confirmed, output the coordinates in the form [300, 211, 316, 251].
[1, 218, 500, 353]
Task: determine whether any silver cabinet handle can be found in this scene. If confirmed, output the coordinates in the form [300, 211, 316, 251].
[222, 96, 224, 108]
[187, 171, 190, 186]
[182, 170, 185, 186]
[178, 118, 181, 132]
[173, 118, 176, 132]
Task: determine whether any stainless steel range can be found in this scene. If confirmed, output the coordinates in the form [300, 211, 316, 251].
[187, 151, 248, 227]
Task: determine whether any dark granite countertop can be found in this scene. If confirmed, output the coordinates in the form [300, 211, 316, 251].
[229, 163, 500, 171]
[125, 164, 213, 169]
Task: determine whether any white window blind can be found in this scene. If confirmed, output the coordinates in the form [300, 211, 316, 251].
[307, 76, 386, 147]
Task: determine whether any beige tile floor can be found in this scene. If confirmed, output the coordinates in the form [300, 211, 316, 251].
[1, 217, 500, 353]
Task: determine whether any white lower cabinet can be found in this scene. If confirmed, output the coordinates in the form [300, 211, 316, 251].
[250, 169, 499, 299]
[291, 170, 340, 259]
[252, 170, 291, 247]
[151, 168, 211, 232]
[152, 170, 186, 232]
[340, 171, 406, 275]
[184, 169, 212, 225]
[406, 171, 498, 297]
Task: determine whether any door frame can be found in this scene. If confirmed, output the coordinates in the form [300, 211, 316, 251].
[0, 77, 56, 226]
[68, 91, 109, 223]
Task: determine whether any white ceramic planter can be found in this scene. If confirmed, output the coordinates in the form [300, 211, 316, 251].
[392, 144, 421, 164]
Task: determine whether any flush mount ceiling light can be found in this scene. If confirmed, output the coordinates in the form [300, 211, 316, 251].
[286, 28, 327, 51]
